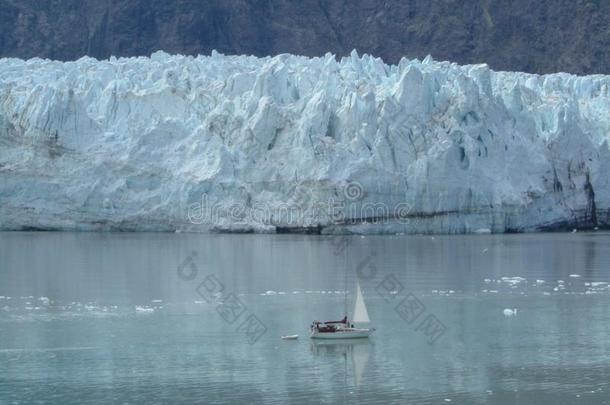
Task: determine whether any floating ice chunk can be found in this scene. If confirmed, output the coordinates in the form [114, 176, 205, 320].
[591, 282, 608, 287]
[501, 277, 526, 287]
[135, 306, 154, 313]
[501, 276, 526, 282]
[503, 308, 517, 317]
[38, 297, 50, 306]
[569, 274, 581, 278]
[474, 228, 491, 234]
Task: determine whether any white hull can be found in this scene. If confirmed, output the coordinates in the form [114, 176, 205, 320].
[310, 328, 373, 339]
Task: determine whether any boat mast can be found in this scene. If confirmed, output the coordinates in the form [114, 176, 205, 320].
[344, 240, 348, 318]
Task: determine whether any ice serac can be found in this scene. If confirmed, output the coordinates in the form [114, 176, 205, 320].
[1, 51, 610, 234]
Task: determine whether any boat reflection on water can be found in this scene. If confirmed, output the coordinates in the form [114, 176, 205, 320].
[311, 339, 371, 386]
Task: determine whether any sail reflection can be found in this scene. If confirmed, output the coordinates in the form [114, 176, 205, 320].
[311, 339, 371, 386]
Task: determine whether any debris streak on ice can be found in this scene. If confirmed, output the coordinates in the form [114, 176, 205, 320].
[1, 51, 610, 233]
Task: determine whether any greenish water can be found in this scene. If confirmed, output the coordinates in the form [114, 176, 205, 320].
[1, 232, 610, 404]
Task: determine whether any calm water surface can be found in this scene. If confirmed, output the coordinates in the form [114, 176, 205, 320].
[1, 232, 610, 404]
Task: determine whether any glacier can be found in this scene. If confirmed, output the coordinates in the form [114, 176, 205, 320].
[1, 50, 610, 233]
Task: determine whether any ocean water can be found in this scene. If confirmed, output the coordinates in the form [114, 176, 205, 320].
[1, 231, 610, 404]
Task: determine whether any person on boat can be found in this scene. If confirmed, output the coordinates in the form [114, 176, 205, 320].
[324, 316, 348, 325]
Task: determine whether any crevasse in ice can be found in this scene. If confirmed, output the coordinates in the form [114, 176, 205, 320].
[1, 50, 609, 233]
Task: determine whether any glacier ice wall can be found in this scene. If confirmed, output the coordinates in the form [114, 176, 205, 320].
[1, 50, 610, 233]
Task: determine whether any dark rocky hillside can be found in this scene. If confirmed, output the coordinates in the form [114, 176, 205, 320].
[1, 0, 609, 74]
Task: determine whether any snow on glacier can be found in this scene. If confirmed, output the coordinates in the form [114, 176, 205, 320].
[1, 50, 609, 233]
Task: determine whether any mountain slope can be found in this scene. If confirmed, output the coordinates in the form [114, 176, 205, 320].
[1, 0, 610, 75]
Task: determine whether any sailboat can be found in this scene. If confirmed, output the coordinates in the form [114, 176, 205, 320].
[310, 279, 375, 339]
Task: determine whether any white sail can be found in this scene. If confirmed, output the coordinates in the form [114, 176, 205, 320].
[352, 280, 370, 325]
